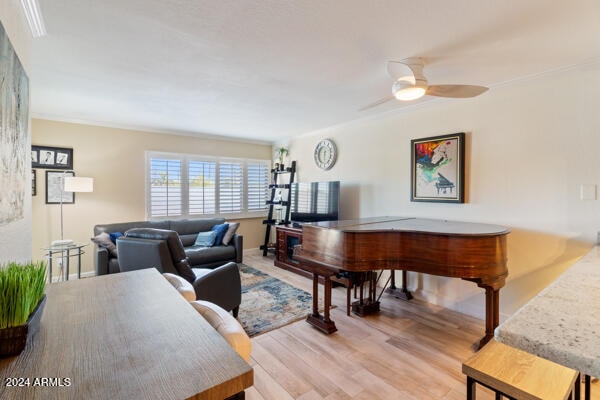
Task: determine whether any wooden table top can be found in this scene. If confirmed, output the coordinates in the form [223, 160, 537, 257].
[0, 268, 253, 400]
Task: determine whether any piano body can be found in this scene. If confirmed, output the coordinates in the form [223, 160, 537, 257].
[293, 216, 509, 348]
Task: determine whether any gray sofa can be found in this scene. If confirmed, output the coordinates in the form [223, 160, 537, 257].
[93, 218, 243, 275]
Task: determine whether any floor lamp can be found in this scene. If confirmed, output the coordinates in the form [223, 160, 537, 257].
[56, 175, 94, 244]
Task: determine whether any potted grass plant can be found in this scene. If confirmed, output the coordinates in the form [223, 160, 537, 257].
[0, 261, 47, 357]
[275, 146, 289, 171]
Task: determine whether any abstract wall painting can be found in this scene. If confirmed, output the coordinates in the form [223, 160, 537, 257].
[411, 132, 465, 203]
[0, 22, 29, 224]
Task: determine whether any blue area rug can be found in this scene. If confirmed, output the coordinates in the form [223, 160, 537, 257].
[238, 264, 312, 337]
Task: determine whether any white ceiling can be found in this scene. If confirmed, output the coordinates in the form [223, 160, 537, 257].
[28, 0, 600, 143]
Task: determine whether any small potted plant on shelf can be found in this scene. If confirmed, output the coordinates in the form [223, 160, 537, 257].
[275, 146, 289, 171]
[0, 261, 47, 357]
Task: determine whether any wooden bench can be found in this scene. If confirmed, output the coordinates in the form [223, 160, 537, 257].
[462, 340, 579, 400]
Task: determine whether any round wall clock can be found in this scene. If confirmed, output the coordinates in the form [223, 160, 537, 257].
[314, 139, 337, 170]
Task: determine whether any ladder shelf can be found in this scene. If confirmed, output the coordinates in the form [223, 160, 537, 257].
[260, 161, 296, 256]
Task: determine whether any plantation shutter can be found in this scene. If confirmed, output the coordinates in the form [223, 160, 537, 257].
[189, 160, 216, 215]
[246, 161, 270, 212]
[147, 152, 270, 219]
[219, 161, 243, 214]
[149, 158, 182, 217]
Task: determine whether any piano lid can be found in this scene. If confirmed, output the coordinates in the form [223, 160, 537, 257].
[304, 216, 509, 236]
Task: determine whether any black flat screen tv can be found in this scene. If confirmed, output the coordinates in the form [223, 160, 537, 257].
[290, 181, 340, 223]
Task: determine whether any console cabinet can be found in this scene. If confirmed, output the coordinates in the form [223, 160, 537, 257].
[274, 225, 311, 278]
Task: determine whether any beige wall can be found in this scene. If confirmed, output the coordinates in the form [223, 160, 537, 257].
[0, 6, 32, 264]
[31, 120, 272, 276]
[286, 61, 600, 321]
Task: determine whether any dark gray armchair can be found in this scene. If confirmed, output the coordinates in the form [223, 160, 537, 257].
[116, 228, 242, 317]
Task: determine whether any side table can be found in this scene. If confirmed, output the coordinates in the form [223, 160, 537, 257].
[43, 242, 87, 282]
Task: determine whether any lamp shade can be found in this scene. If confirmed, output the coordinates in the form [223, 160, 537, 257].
[64, 176, 94, 193]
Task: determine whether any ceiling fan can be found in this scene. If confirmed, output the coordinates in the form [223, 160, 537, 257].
[360, 58, 488, 111]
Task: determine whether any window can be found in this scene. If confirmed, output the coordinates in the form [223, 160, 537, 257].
[219, 161, 243, 214]
[146, 152, 270, 219]
[189, 160, 216, 215]
[149, 158, 182, 217]
[246, 162, 271, 212]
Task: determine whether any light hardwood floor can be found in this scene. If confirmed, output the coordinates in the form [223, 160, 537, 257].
[243, 251, 599, 400]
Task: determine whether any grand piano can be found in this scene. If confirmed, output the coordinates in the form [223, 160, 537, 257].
[293, 216, 509, 349]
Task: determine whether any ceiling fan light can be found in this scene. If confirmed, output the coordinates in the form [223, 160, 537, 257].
[392, 78, 427, 101]
[394, 86, 426, 101]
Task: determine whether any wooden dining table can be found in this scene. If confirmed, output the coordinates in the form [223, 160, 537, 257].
[495, 245, 600, 400]
[0, 268, 253, 400]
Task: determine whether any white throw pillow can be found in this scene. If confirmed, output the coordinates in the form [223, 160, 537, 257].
[222, 222, 240, 245]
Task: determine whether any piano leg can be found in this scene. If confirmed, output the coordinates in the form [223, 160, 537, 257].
[477, 285, 500, 350]
[306, 272, 338, 334]
[385, 270, 413, 301]
[311, 272, 319, 318]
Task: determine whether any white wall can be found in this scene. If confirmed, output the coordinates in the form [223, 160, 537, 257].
[0, 3, 32, 264]
[287, 62, 600, 320]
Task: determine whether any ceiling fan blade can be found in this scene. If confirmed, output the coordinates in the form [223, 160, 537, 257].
[426, 84, 488, 98]
[386, 61, 415, 81]
[358, 95, 395, 111]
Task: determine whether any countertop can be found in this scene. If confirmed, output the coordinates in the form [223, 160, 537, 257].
[495, 245, 600, 376]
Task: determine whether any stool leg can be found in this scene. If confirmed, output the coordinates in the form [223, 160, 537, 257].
[584, 374, 590, 400]
[466, 376, 476, 400]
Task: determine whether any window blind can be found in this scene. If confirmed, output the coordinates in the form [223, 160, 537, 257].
[149, 158, 182, 217]
[189, 160, 216, 215]
[147, 152, 270, 219]
[219, 161, 243, 214]
[247, 161, 270, 212]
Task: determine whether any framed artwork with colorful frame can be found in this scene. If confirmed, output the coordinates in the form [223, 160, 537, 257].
[410, 132, 465, 203]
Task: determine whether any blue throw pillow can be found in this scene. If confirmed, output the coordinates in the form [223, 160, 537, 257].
[194, 231, 217, 247]
[109, 232, 123, 244]
[211, 223, 229, 246]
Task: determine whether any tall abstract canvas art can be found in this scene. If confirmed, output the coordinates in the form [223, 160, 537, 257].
[0, 21, 29, 224]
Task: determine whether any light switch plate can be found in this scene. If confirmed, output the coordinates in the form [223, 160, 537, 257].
[580, 184, 597, 200]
